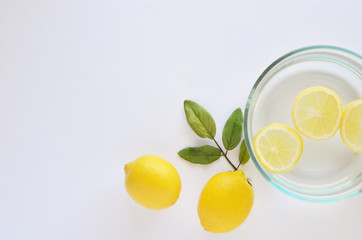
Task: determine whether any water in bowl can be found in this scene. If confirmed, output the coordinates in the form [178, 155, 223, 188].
[251, 59, 362, 193]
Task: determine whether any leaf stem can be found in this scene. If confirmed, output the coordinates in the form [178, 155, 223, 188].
[236, 162, 241, 169]
[213, 139, 237, 171]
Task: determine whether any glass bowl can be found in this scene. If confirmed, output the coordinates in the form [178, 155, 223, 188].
[244, 46, 362, 202]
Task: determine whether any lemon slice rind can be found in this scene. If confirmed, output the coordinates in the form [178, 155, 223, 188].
[292, 86, 343, 141]
[253, 123, 303, 174]
[340, 100, 362, 153]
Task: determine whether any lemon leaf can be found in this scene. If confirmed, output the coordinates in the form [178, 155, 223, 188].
[222, 108, 243, 150]
[184, 100, 216, 139]
[239, 140, 250, 165]
[178, 145, 221, 164]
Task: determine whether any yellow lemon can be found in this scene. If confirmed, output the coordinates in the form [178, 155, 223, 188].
[197, 170, 254, 233]
[124, 155, 181, 210]
[254, 123, 303, 173]
[292, 86, 343, 140]
[340, 100, 362, 152]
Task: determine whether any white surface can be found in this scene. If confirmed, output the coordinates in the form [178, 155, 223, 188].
[0, 0, 361, 239]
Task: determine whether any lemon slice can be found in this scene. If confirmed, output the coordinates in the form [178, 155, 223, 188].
[292, 86, 343, 140]
[253, 123, 303, 173]
[340, 100, 362, 152]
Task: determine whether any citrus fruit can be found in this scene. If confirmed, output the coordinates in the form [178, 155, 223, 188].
[253, 123, 303, 173]
[124, 155, 181, 210]
[292, 86, 343, 140]
[197, 170, 254, 233]
[340, 99, 362, 152]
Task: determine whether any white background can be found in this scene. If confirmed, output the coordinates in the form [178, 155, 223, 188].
[0, 0, 361, 239]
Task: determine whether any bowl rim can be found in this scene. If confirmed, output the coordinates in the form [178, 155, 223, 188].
[244, 45, 362, 203]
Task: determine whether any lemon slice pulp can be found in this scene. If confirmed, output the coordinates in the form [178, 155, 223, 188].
[292, 86, 343, 140]
[340, 100, 362, 152]
[253, 123, 303, 173]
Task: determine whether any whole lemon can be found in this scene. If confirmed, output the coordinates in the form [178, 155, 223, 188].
[124, 155, 181, 210]
[198, 170, 254, 233]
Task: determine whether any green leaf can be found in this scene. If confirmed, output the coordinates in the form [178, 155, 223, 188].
[184, 100, 216, 139]
[239, 140, 250, 165]
[222, 108, 243, 150]
[178, 145, 221, 164]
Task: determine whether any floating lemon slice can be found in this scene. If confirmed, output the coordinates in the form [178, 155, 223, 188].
[253, 123, 303, 173]
[292, 86, 343, 140]
[340, 100, 362, 152]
